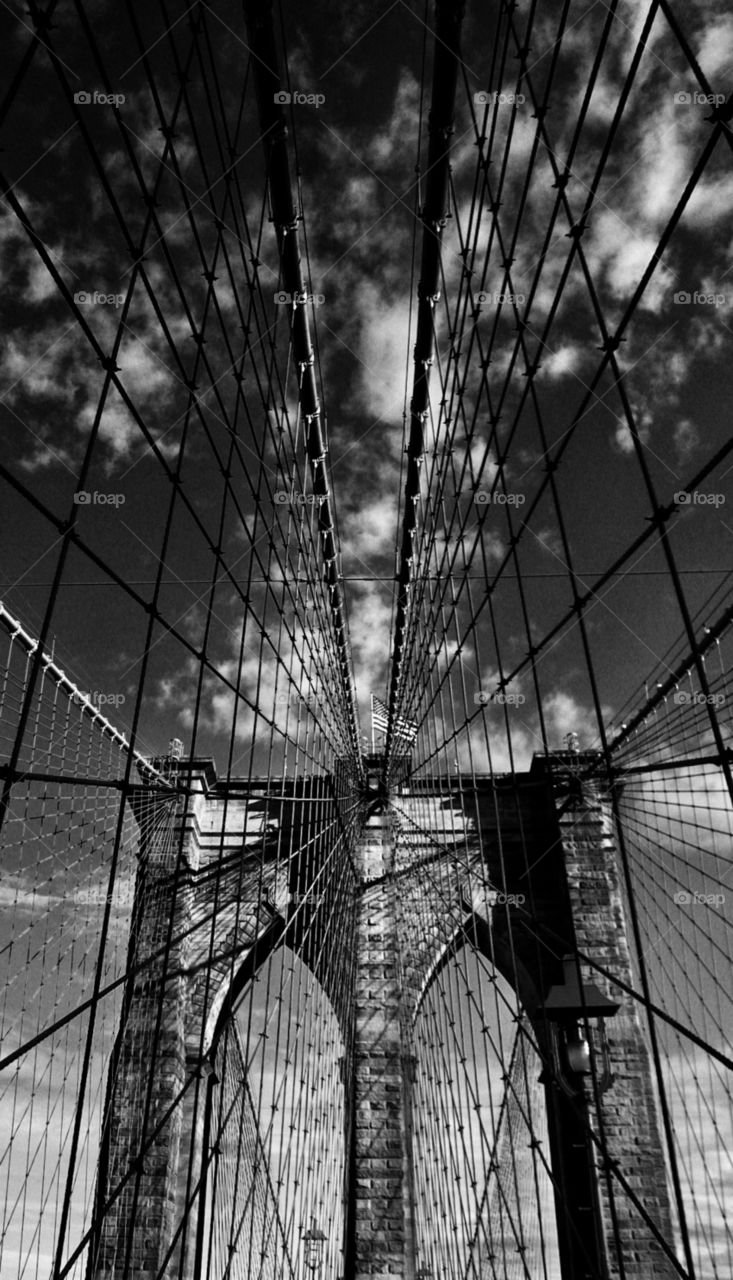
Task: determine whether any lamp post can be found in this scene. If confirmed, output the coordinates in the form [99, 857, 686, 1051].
[302, 1218, 326, 1273]
[539, 955, 620, 1279]
[541, 954, 619, 1097]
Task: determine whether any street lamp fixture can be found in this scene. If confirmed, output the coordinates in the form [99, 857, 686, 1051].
[541, 955, 619, 1097]
[302, 1218, 327, 1273]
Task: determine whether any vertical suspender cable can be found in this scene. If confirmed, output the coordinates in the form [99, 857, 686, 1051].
[385, 0, 466, 784]
[242, 0, 362, 779]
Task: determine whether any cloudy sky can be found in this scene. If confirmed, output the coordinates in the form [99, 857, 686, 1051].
[2, 0, 733, 784]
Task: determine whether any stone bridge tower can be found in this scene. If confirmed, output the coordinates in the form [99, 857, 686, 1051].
[88, 748, 677, 1280]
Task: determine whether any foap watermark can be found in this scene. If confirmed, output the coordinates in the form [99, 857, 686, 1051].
[273, 290, 325, 306]
[76, 883, 135, 907]
[474, 290, 526, 306]
[74, 90, 125, 107]
[673, 290, 727, 306]
[474, 90, 526, 107]
[74, 490, 126, 507]
[72, 690, 127, 708]
[673, 890, 725, 906]
[674, 490, 725, 508]
[673, 689, 725, 707]
[74, 290, 126, 309]
[494, 892, 526, 906]
[474, 690, 526, 706]
[673, 90, 725, 107]
[275, 690, 317, 708]
[274, 490, 327, 506]
[273, 90, 325, 108]
[474, 490, 526, 506]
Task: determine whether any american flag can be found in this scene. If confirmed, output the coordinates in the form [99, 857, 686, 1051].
[370, 694, 418, 743]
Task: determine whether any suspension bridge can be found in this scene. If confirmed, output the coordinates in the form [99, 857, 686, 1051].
[1, 0, 732, 1276]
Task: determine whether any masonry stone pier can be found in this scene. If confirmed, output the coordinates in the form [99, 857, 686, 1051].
[90, 750, 677, 1279]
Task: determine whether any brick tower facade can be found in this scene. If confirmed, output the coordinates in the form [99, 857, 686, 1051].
[90, 752, 677, 1279]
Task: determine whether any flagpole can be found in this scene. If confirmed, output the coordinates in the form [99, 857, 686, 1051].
[370, 693, 375, 754]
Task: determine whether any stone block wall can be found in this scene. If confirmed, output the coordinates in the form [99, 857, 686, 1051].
[553, 762, 678, 1279]
[93, 786, 195, 1280]
[92, 758, 679, 1279]
[352, 817, 415, 1279]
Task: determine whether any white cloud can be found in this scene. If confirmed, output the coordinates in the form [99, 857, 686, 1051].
[587, 210, 676, 313]
[16, 439, 76, 473]
[584, 71, 622, 127]
[349, 581, 393, 701]
[341, 492, 396, 560]
[673, 417, 700, 463]
[26, 254, 62, 303]
[0, 333, 77, 403]
[117, 335, 176, 397]
[351, 281, 411, 424]
[636, 98, 693, 231]
[534, 526, 564, 558]
[686, 173, 733, 229]
[539, 342, 585, 380]
[362, 71, 420, 169]
[456, 684, 604, 776]
[542, 688, 598, 743]
[695, 15, 733, 78]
